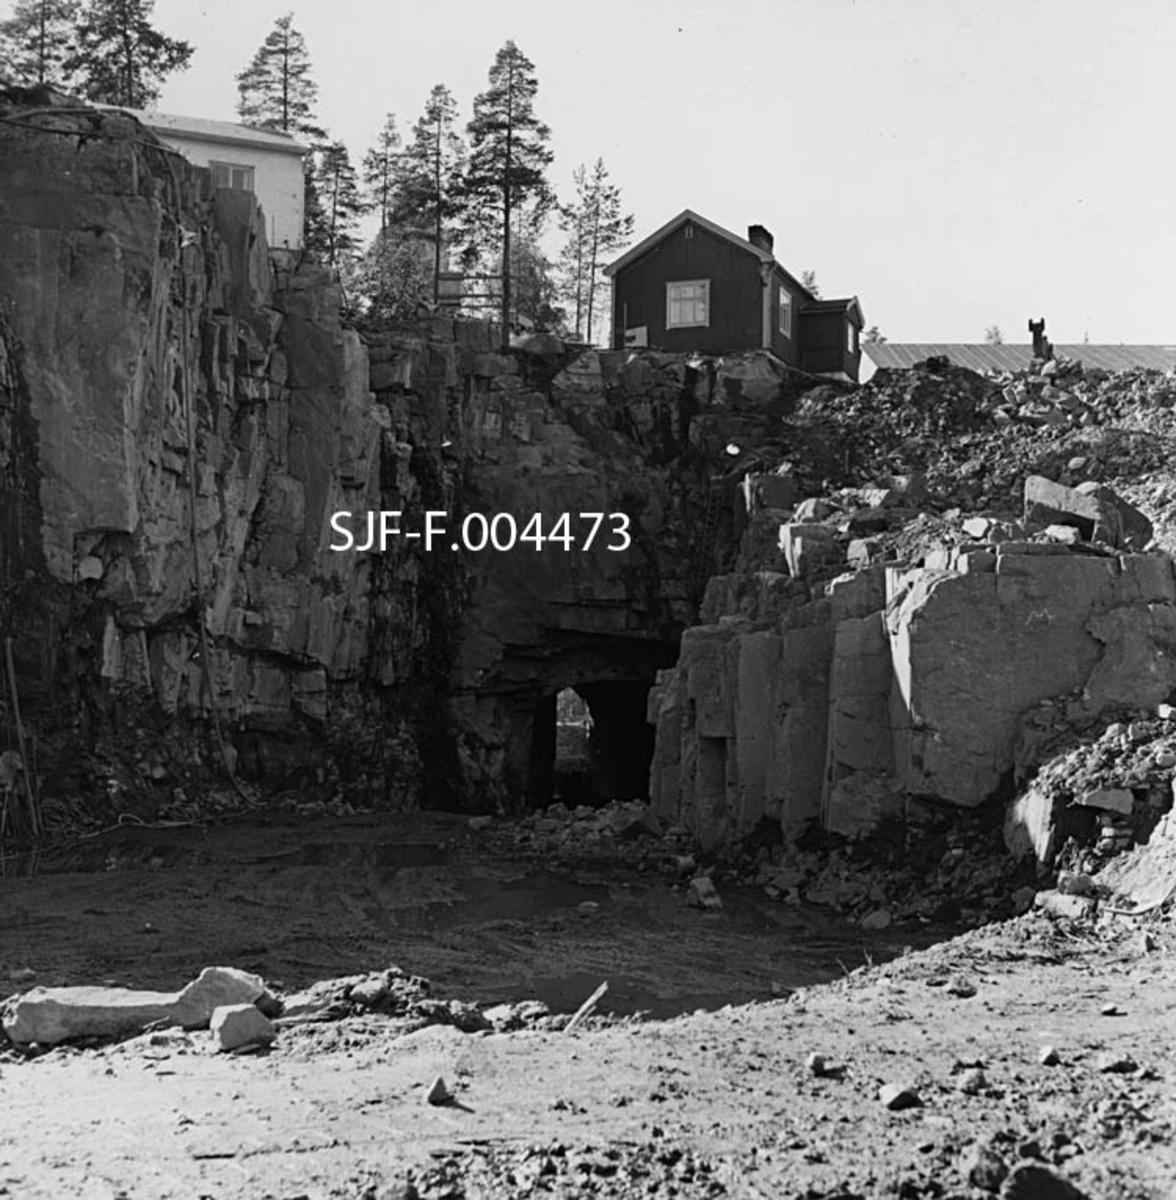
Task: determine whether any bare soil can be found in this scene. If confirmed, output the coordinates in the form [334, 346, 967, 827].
[2, 816, 1174, 1199]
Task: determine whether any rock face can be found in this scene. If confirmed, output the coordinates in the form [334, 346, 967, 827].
[650, 544, 1176, 850]
[1, 99, 787, 817]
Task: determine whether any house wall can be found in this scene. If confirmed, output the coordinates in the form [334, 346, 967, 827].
[768, 268, 803, 368]
[611, 224, 763, 355]
[152, 131, 305, 249]
[801, 309, 862, 380]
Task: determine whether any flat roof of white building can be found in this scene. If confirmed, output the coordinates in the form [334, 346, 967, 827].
[102, 106, 309, 155]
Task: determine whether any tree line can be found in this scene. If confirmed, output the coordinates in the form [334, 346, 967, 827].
[0, 2, 634, 346]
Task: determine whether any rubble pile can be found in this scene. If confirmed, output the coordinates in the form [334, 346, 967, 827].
[780, 356, 1176, 528]
[784, 359, 997, 498]
[647, 342, 1176, 875]
[1006, 705, 1176, 869]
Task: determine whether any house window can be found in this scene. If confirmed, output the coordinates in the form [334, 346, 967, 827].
[666, 280, 709, 329]
[847, 323, 857, 354]
[209, 160, 255, 192]
[778, 286, 793, 338]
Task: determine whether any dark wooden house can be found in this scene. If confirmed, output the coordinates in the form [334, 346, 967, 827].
[603, 209, 865, 381]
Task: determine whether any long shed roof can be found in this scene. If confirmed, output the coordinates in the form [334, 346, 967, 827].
[863, 343, 1176, 374]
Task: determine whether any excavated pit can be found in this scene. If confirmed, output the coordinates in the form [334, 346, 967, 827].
[0, 816, 944, 1020]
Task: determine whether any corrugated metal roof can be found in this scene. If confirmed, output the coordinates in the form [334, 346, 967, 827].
[863, 343, 1176, 374]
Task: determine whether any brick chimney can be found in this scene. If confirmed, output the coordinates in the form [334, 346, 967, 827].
[747, 224, 774, 255]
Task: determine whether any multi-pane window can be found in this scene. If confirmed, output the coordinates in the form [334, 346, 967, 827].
[779, 285, 793, 337]
[666, 280, 709, 328]
[210, 161, 255, 192]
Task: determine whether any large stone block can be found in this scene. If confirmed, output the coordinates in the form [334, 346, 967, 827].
[1023, 474, 1150, 549]
[3, 966, 266, 1046]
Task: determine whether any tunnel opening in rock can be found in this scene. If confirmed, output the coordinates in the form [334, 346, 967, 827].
[502, 635, 680, 812]
[553, 687, 593, 806]
[541, 679, 659, 809]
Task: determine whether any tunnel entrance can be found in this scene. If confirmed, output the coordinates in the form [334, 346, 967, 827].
[494, 633, 679, 813]
[534, 678, 661, 809]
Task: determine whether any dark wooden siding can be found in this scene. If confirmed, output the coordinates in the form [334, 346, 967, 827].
[800, 309, 862, 380]
[611, 223, 764, 354]
[768, 268, 803, 368]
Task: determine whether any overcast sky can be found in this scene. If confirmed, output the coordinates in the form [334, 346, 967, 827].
[134, 1, 1175, 343]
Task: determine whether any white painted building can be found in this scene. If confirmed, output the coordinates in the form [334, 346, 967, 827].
[117, 110, 309, 250]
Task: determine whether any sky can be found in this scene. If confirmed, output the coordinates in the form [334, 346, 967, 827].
[21, 0, 1176, 344]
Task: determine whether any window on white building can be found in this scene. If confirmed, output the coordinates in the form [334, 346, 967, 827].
[666, 280, 709, 329]
[210, 161, 255, 192]
[779, 286, 793, 337]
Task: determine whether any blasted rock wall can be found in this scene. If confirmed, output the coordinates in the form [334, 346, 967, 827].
[650, 545, 1176, 850]
[3, 101, 783, 818]
[0, 105, 423, 809]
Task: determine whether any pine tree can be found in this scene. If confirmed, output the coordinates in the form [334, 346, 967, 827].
[461, 41, 554, 346]
[362, 113, 402, 233]
[312, 140, 367, 267]
[984, 325, 1004, 345]
[558, 164, 591, 339]
[237, 14, 327, 254]
[801, 269, 821, 298]
[236, 13, 325, 142]
[863, 325, 887, 344]
[580, 159, 632, 345]
[395, 84, 464, 305]
[0, 0, 81, 88]
[66, 0, 192, 107]
[558, 159, 632, 344]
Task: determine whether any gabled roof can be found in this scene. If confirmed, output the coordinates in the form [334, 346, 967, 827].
[100, 105, 309, 155]
[864, 343, 1176, 374]
[603, 209, 774, 277]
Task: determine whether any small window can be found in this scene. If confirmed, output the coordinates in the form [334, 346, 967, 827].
[209, 160, 255, 192]
[847, 323, 858, 354]
[778, 285, 793, 337]
[667, 279, 709, 329]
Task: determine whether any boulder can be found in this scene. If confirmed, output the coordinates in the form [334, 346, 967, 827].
[1022, 475, 1151, 549]
[210, 1003, 275, 1051]
[3, 966, 268, 1046]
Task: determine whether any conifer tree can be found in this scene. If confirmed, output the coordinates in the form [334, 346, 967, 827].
[237, 14, 327, 254]
[396, 84, 464, 305]
[558, 158, 632, 343]
[0, 0, 81, 88]
[461, 41, 554, 345]
[362, 113, 402, 233]
[558, 164, 590, 340]
[312, 140, 366, 267]
[235, 13, 324, 142]
[66, 0, 191, 106]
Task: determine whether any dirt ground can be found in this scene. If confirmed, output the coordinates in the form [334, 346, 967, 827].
[2, 816, 1174, 1199]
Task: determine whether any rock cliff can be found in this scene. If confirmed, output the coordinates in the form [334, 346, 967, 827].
[0, 99, 755, 824]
